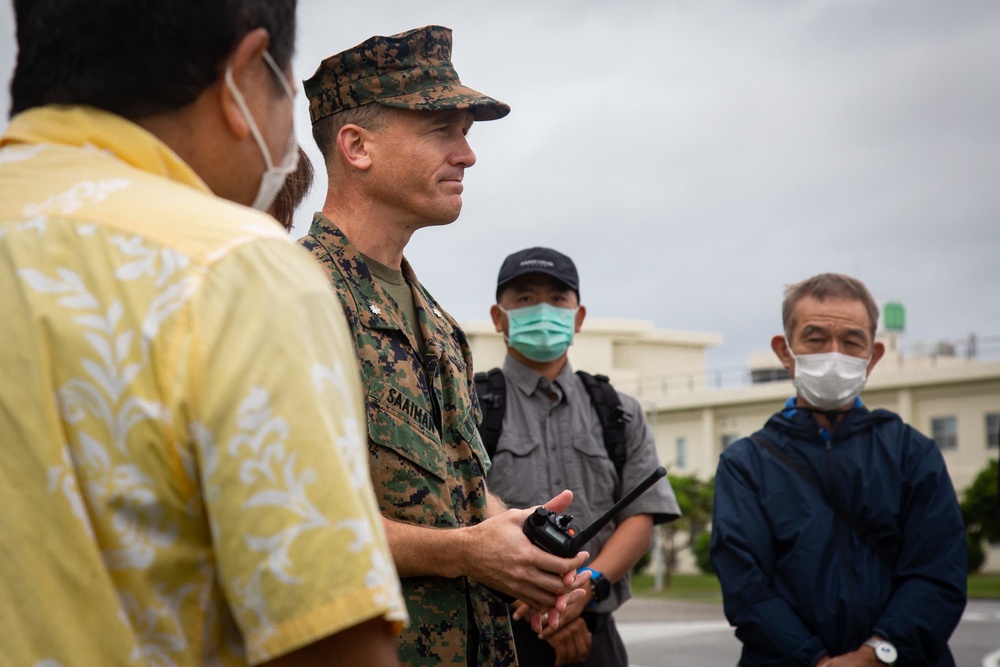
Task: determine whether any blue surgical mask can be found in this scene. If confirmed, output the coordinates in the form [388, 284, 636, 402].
[501, 302, 577, 362]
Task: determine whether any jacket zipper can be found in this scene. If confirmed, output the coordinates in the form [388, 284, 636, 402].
[825, 429, 866, 647]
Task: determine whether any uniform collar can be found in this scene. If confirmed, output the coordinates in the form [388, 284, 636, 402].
[306, 213, 453, 348]
[2, 106, 210, 193]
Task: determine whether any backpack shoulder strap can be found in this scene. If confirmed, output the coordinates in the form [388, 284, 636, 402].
[749, 431, 823, 489]
[474, 368, 507, 461]
[576, 371, 629, 485]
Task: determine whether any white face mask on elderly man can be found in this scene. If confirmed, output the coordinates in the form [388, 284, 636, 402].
[224, 51, 299, 211]
[787, 343, 871, 411]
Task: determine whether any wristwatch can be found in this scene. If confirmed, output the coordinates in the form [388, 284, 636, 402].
[578, 567, 611, 604]
[863, 638, 898, 664]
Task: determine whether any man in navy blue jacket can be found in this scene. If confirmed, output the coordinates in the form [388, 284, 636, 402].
[711, 273, 967, 667]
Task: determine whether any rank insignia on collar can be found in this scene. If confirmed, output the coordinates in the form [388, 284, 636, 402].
[432, 307, 443, 317]
[369, 303, 381, 316]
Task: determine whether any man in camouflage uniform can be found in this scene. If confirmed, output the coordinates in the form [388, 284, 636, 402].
[299, 26, 591, 667]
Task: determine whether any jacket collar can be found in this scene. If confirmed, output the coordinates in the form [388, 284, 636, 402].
[769, 397, 898, 442]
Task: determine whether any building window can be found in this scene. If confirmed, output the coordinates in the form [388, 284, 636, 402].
[677, 437, 687, 469]
[750, 368, 791, 384]
[931, 416, 958, 451]
[987, 413, 1000, 449]
[721, 433, 739, 450]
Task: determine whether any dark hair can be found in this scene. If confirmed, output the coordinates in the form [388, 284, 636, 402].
[10, 0, 297, 119]
[782, 273, 880, 340]
[269, 145, 315, 231]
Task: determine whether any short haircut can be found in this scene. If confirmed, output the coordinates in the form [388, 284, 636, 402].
[311, 103, 391, 165]
[10, 0, 297, 119]
[270, 145, 314, 231]
[782, 273, 880, 340]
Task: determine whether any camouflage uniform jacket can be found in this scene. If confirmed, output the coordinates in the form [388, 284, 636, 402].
[300, 215, 516, 666]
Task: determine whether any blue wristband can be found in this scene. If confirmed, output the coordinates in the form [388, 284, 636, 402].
[578, 567, 608, 606]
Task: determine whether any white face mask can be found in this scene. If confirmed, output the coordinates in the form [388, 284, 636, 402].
[224, 51, 298, 211]
[787, 342, 871, 410]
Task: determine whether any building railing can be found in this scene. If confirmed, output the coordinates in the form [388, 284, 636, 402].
[618, 333, 1000, 399]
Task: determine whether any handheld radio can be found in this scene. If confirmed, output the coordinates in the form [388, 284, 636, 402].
[522, 466, 667, 558]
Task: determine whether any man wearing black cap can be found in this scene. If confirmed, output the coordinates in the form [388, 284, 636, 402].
[483, 247, 681, 667]
[298, 27, 590, 667]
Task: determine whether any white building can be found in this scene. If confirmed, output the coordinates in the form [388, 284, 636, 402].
[464, 319, 1000, 511]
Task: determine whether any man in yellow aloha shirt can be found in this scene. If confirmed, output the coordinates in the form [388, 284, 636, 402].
[0, 2, 406, 666]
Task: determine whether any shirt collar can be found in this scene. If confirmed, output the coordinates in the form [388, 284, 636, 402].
[2, 106, 210, 193]
[502, 354, 578, 401]
[782, 395, 865, 417]
[782, 395, 866, 442]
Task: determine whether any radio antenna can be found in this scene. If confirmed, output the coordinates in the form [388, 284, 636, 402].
[570, 466, 666, 550]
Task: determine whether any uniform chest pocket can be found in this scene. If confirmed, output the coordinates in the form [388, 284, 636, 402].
[569, 430, 617, 508]
[451, 409, 489, 475]
[367, 377, 447, 483]
[488, 432, 541, 509]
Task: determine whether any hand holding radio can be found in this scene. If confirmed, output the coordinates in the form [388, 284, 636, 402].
[522, 467, 668, 558]
[466, 489, 590, 621]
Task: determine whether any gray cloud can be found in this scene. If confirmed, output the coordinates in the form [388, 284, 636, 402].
[3, 0, 998, 370]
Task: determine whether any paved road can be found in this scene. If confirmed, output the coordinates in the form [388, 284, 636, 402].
[616, 598, 1000, 666]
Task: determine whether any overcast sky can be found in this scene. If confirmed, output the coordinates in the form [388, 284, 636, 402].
[3, 1, 998, 372]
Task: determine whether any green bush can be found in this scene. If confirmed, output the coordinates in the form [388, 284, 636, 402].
[960, 458, 997, 574]
[633, 548, 651, 575]
[694, 531, 714, 574]
[967, 532, 986, 574]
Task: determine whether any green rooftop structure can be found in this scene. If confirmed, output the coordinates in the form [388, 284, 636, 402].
[884, 302, 906, 332]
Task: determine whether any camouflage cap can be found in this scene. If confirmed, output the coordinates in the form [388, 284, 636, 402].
[304, 25, 510, 125]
